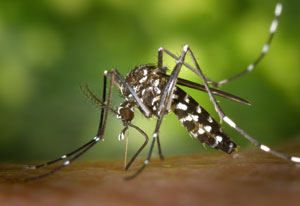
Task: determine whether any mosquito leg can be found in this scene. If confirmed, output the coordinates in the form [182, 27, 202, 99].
[96, 70, 113, 138]
[125, 123, 149, 170]
[185, 46, 226, 121]
[156, 134, 164, 160]
[161, 4, 282, 88]
[159, 45, 226, 122]
[26, 138, 97, 169]
[26, 74, 110, 170]
[166, 45, 300, 165]
[112, 69, 151, 118]
[124, 112, 167, 180]
[26, 71, 114, 181]
[125, 46, 189, 180]
[155, 47, 166, 160]
[207, 3, 282, 88]
[26, 140, 98, 181]
[221, 116, 300, 163]
[158, 47, 163, 69]
[124, 131, 158, 180]
[165, 3, 282, 88]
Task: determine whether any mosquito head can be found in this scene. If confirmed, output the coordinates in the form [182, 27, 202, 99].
[119, 107, 134, 123]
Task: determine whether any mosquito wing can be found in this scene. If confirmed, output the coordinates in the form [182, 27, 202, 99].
[163, 74, 250, 105]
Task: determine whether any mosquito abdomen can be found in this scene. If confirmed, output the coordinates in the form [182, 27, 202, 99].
[171, 87, 237, 154]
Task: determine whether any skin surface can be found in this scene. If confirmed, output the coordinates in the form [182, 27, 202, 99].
[1, 138, 300, 206]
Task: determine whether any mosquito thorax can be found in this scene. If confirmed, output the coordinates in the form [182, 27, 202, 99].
[119, 65, 169, 118]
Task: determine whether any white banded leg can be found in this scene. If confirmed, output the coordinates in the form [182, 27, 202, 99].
[223, 116, 300, 163]
[125, 46, 189, 180]
[26, 137, 99, 170]
[124, 123, 149, 170]
[162, 43, 300, 164]
[159, 44, 228, 123]
[206, 3, 282, 87]
[161, 3, 282, 88]
[25, 71, 114, 181]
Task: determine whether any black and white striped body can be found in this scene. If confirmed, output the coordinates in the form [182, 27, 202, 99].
[171, 87, 236, 153]
[118, 65, 237, 154]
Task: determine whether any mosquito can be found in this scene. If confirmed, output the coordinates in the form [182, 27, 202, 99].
[26, 3, 300, 181]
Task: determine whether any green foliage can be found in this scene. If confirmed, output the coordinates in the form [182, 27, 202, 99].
[0, 0, 299, 161]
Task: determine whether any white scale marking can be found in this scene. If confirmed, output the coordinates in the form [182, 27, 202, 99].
[196, 106, 201, 113]
[139, 76, 147, 83]
[291, 157, 300, 163]
[270, 19, 278, 33]
[204, 125, 212, 132]
[185, 116, 193, 121]
[208, 116, 213, 123]
[172, 94, 179, 99]
[176, 102, 188, 110]
[260, 144, 270, 152]
[211, 136, 223, 148]
[118, 132, 124, 141]
[64, 160, 70, 166]
[247, 64, 254, 71]
[143, 69, 148, 76]
[61, 155, 67, 159]
[262, 44, 269, 54]
[144, 160, 149, 165]
[216, 135, 223, 143]
[190, 114, 199, 122]
[142, 89, 146, 95]
[154, 86, 161, 94]
[152, 96, 160, 105]
[184, 95, 190, 103]
[275, 3, 282, 16]
[223, 116, 236, 128]
[180, 115, 193, 122]
[183, 45, 189, 52]
[228, 143, 234, 153]
[154, 79, 159, 87]
[198, 128, 205, 134]
[117, 107, 123, 113]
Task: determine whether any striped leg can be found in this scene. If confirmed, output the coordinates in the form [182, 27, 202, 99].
[162, 42, 300, 164]
[159, 46, 227, 122]
[207, 3, 282, 88]
[125, 45, 190, 180]
[25, 71, 114, 181]
[184, 45, 300, 164]
[222, 116, 300, 163]
[161, 3, 282, 88]
[124, 123, 149, 170]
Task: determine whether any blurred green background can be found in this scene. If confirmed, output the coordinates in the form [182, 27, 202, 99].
[0, 0, 299, 162]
